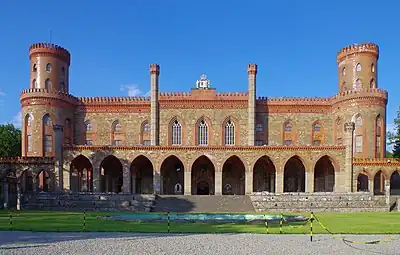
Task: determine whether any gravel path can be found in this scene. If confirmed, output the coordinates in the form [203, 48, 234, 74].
[0, 231, 398, 255]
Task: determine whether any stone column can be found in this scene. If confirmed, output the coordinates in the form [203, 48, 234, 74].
[150, 64, 160, 146]
[184, 171, 191, 195]
[153, 170, 161, 194]
[275, 171, 284, 193]
[344, 122, 355, 192]
[245, 170, 253, 194]
[131, 176, 136, 195]
[16, 184, 21, 211]
[368, 178, 374, 195]
[92, 161, 101, 192]
[247, 64, 257, 146]
[3, 182, 8, 209]
[306, 171, 314, 193]
[215, 171, 222, 195]
[53, 124, 64, 191]
[122, 163, 131, 193]
[384, 179, 390, 205]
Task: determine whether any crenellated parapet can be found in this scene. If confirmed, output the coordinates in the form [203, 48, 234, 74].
[29, 43, 71, 65]
[78, 96, 150, 104]
[331, 88, 387, 107]
[336, 42, 379, 63]
[353, 158, 400, 166]
[20, 88, 80, 108]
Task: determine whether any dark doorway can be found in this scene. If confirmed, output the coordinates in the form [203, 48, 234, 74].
[284, 156, 306, 192]
[160, 155, 184, 195]
[314, 156, 335, 192]
[222, 155, 245, 195]
[197, 181, 210, 195]
[191, 155, 215, 195]
[131, 155, 154, 194]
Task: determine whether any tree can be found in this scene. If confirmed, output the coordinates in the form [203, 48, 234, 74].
[387, 106, 400, 158]
[0, 124, 21, 157]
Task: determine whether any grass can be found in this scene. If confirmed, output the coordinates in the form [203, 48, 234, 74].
[0, 211, 399, 234]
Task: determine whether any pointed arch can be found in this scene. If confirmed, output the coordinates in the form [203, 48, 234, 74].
[19, 169, 34, 193]
[36, 169, 53, 192]
[24, 113, 33, 154]
[160, 155, 184, 194]
[42, 114, 53, 155]
[313, 155, 335, 192]
[131, 155, 154, 194]
[352, 113, 364, 155]
[111, 119, 124, 146]
[370, 78, 376, 88]
[282, 120, 295, 145]
[357, 172, 369, 192]
[84, 120, 95, 145]
[191, 155, 215, 195]
[390, 170, 400, 195]
[45, 78, 52, 90]
[140, 120, 151, 145]
[253, 155, 276, 192]
[100, 155, 123, 193]
[70, 155, 93, 192]
[311, 120, 324, 146]
[222, 155, 245, 195]
[373, 170, 385, 195]
[195, 116, 212, 146]
[168, 116, 184, 146]
[283, 155, 305, 192]
[222, 116, 238, 146]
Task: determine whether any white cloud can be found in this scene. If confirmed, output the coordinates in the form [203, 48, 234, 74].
[120, 84, 150, 97]
[11, 111, 22, 128]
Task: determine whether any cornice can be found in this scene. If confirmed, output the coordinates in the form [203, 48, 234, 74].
[353, 158, 400, 167]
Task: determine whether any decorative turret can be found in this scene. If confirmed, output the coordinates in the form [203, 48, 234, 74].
[337, 42, 379, 93]
[29, 43, 71, 93]
[196, 74, 211, 89]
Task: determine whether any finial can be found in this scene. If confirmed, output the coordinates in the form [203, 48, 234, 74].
[196, 73, 211, 89]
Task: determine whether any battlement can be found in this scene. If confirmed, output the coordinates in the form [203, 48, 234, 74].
[248, 63, 257, 74]
[29, 42, 71, 65]
[332, 88, 388, 101]
[353, 158, 400, 166]
[20, 88, 79, 101]
[0, 156, 54, 164]
[78, 96, 150, 104]
[257, 96, 331, 105]
[336, 42, 379, 63]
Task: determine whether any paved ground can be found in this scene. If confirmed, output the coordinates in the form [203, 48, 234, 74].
[0, 231, 398, 255]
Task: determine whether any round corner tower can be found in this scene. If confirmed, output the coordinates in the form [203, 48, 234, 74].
[337, 42, 379, 92]
[333, 42, 387, 159]
[21, 43, 76, 157]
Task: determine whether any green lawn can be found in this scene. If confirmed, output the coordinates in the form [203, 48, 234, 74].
[0, 211, 399, 234]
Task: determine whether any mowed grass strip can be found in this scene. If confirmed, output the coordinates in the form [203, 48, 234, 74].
[0, 211, 398, 234]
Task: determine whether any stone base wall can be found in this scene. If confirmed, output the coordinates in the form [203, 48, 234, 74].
[250, 192, 389, 213]
[21, 192, 156, 212]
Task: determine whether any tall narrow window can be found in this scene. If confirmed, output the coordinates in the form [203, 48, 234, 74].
[144, 123, 151, 132]
[198, 120, 208, 146]
[43, 115, 52, 126]
[283, 121, 293, 145]
[46, 63, 52, 72]
[32, 79, 37, 88]
[354, 79, 361, 90]
[27, 135, 32, 152]
[354, 115, 363, 154]
[336, 117, 342, 145]
[44, 135, 52, 152]
[371, 63, 375, 73]
[356, 63, 362, 72]
[312, 122, 323, 146]
[256, 123, 264, 132]
[224, 120, 235, 146]
[85, 121, 92, 132]
[172, 120, 182, 145]
[32, 64, 37, 72]
[376, 115, 382, 157]
[27, 115, 33, 126]
[111, 120, 124, 146]
[355, 135, 362, 152]
[370, 79, 376, 88]
[45, 79, 52, 90]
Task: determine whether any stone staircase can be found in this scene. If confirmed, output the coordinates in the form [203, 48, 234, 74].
[152, 195, 255, 213]
[21, 192, 156, 212]
[250, 192, 389, 213]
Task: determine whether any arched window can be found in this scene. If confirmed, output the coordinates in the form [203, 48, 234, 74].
[256, 123, 264, 132]
[113, 121, 122, 133]
[342, 67, 346, 76]
[355, 116, 362, 128]
[371, 63, 375, 73]
[370, 79, 376, 88]
[43, 114, 52, 126]
[144, 123, 151, 132]
[224, 120, 235, 146]
[356, 63, 362, 72]
[46, 63, 52, 72]
[283, 121, 293, 145]
[85, 120, 92, 132]
[354, 116, 363, 153]
[376, 115, 382, 157]
[32, 64, 37, 72]
[354, 79, 361, 90]
[172, 120, 182, 145]
[32, 79, 37, 88]
[111, 120, 123, 146]
[198, 120, 208, 146]
[45, 79, 52, 90]
[27, 114, 33, 126]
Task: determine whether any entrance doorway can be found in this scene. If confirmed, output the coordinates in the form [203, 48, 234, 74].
[197, 181, 210, 195]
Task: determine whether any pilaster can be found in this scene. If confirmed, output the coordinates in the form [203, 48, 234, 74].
[184, 171, 191, 195]
[245, 170, 253, 194]
[344, 122, 355, 192]
[306, 171, 314, 192]
[276, 171, 283, 193]
[215, 171, 222, 195]
[384, 179, 390, 205]
[53, 124, 64, 191]
[153, 170, 161, 194]
[368, 178, 374, 195]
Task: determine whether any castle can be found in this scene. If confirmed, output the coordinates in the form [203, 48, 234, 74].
[0, 41, 400, 210]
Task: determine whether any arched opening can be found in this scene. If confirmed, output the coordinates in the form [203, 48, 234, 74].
[253, 156, 276, 193]
[313, 156, 335, 192]
[373, 170, 385, 195]
[131, 155, 153, 194]
[19, 170, 33, 193]
[100, 155, 123, 193]
[222, 156, 245, 195]
[160, 155, 184, 194]
[36, 170, 51, 192]
[191, 156, 215, 195]
[283, 156, 305, 192]
[390, 171, 400, 195]
[70, 155, 93, 192]
[357, 173, 369, 192]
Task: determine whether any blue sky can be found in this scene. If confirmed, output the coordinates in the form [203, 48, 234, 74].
[0, 1, 399, 143]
